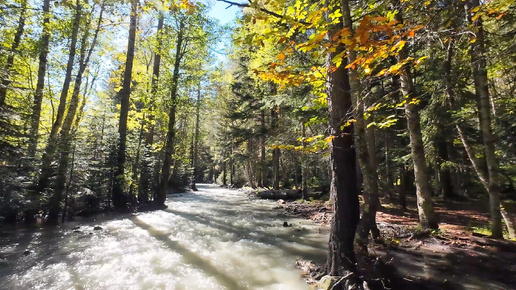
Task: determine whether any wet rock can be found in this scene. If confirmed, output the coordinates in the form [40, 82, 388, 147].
[73, 230, 82, 233]
[73, 226, 81, 230]
[93, 226, 102, 230]
[23, 250, 32, 256]
[318, 275, 340, 290]
[282, 222, 292, 227]
[278, 199, 286, 205]
[318, 207, 327, 212]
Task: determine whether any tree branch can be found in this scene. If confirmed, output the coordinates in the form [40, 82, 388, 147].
[216, 0, 310, 25]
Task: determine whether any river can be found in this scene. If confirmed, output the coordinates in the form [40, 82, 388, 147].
[0, 184, 329, 289]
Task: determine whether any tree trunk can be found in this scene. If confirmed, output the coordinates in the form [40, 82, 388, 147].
[301, 121, 308, 200]
[399, 167, 408, 210]
[325, 0, 360, 279]
[222, 160, 227, 186]
[271, 107, 280, 190]
[157, 19, 185, 206]
[191, 85, 201, 191]
[230, 139, 235, 185]
[0, 0, 27, 107]
[28, 0, 50, 157]
[112, 0, 138, 210]
[342, 2, 381, 251]
[139, 11, 164, 203]
[259, 110, 267, 188]
[394, 1, 438, 229]
[36, 0, 82, 193]
[466, 0, 503, 239]
[500, 203, 515, 239]
[436, 134, 455, 199]
[47, 6, 103, 224]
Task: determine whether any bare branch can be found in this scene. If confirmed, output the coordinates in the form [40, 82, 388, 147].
[216, 0, 310, 25]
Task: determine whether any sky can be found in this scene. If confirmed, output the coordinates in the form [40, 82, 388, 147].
[206, 0, 241, 25]
[204, 0, 243, 63]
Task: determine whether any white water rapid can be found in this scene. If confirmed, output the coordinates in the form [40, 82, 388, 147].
[0, 184, 329, 289]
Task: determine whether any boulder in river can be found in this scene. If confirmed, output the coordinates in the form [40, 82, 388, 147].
[23, 250, 32, 256]
[93, 226, 103, 231]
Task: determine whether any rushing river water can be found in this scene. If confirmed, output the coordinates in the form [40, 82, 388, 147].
[0, 184, 329, 289]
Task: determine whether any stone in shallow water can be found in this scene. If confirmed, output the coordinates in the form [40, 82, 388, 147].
[93, 226, 103, 230]
[318, 275, 339, 290]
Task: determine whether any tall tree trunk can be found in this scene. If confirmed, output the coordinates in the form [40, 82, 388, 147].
[112, 0, 137, 210]
[301, 121, 308, 200]
[394, 1, 438, 229]
[271, 107, 280, 190]
[0, 0, 27, 107]
[342, 2, 381, 251]
[28, 0, 50, 157]
[139, 11, 164, 203]
[36, 0, 82, 192]
[465, 0, 503, 239]
[230, 139, 235, 185]
[191, 85, 201, 191]
[157, 19, 185, 206]
[47, 4, 103, 223]
[325, 0, 360, 279]
[260, 110, 267, 188]
[436, 134, 455, 199]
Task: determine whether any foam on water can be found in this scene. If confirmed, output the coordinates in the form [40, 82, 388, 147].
[0, 184, 328, 289]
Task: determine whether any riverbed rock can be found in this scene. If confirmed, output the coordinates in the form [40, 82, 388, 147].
[23, 250, 32, 256]
[93, 226, 102, 231]
[282, 221, 292, 227]
[318, 275, 340, 290]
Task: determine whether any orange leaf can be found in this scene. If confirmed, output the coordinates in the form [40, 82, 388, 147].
[407, 30, 415, 37]
[277, 53, 286, 61]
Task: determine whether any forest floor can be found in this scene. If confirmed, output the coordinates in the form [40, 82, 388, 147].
[279, 196, 516, 290]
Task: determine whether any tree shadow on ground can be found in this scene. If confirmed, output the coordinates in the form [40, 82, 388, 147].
[163, 208, 328, 263]
[131, 217, 245, 290]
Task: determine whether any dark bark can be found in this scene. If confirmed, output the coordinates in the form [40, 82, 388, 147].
[112, 0, 138, 210]
[28, 0, 50, 157]
[259, 110, 267, 188]
[436, 135, 455, 199]
[271, 107, 280, 190]
[157, 18, 185, 206]
[342, 1, 381, 251]
[399, 167, 408, 210]
[325, 0, 360, 278]
[0, 0, 27, 107]
[437, 40, 458, 200]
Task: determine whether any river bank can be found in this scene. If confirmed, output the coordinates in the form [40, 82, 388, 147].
[272, 197, 516, 290]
